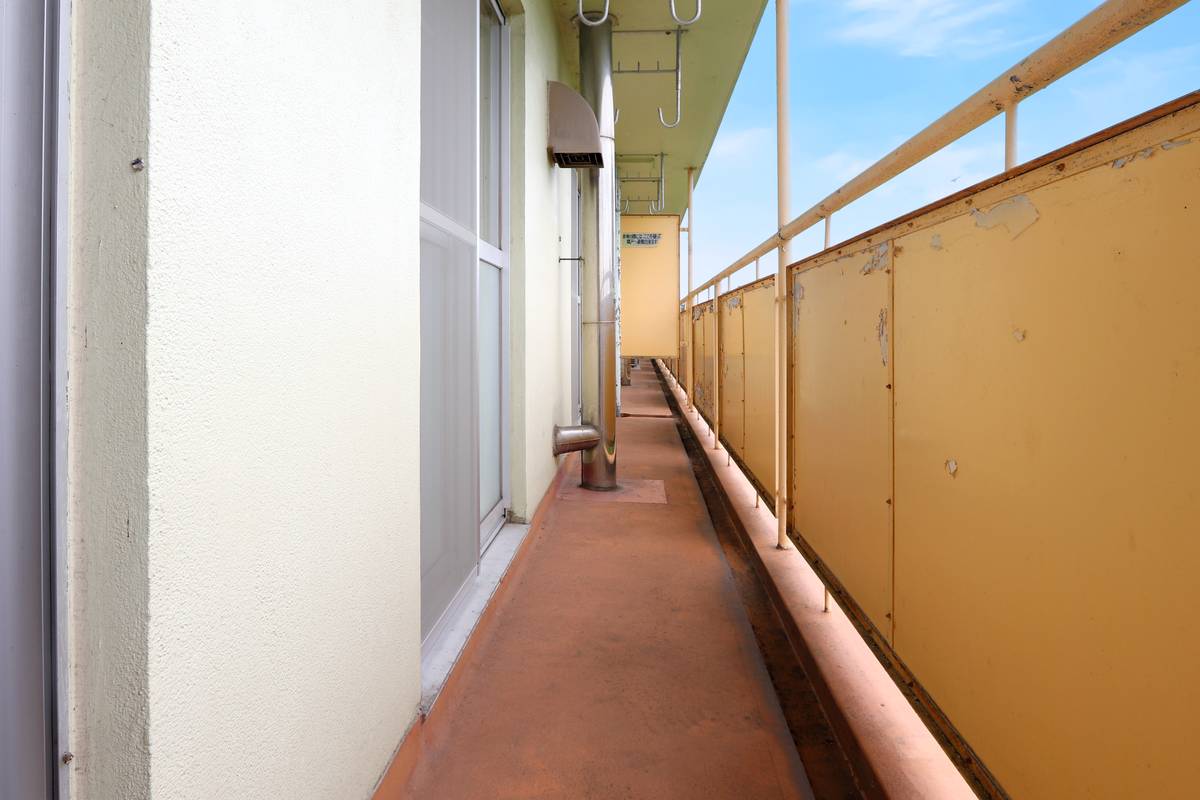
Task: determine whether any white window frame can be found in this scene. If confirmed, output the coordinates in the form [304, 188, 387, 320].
[476, 0, 511, 552]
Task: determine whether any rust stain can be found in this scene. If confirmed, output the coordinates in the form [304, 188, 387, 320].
[876, 308, 889, 367]
[860, 242, 891, 275]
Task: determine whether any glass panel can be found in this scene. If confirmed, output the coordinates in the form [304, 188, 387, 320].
[421, 0, 476, 229]
[479, 1, 503, 247]
[478, 261, 503, 520]
[419, 221, 478, 638]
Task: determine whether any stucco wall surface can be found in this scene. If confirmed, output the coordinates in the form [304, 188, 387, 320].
[70, 1, 423, 798]
[510, 0, 576, 519]
[143, 3, 423, 797]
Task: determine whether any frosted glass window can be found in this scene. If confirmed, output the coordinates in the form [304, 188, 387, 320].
[478, 262, 503, 521]
[421, 0, 476, 228]
[419, 223, 478, 637]
[420, 0, 479, 639]
[479, 1, 504, 247]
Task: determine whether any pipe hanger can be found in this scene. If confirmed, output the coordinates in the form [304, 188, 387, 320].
[617, 153, 667, 213]
[669, 0, 702, 25]
[657, 29, 683, 128]
[577, 0, 610, 26]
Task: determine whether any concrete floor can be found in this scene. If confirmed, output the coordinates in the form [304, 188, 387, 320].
[383, 363, 814, 800]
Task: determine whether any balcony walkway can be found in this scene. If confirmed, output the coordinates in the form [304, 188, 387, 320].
[382, 362, 820, 800]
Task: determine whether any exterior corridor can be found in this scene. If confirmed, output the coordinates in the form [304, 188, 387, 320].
[382, 363, 815, 799]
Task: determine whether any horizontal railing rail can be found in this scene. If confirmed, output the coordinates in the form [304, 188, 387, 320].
[685, 0, 1189, 301]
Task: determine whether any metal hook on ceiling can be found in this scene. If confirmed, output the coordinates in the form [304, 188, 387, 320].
[577, 0, 610, 26]
[657, 29, 683, 128]
[669, 0, 702, 26]
[616, 153, 667, 214]
[648, 152, 667, 213]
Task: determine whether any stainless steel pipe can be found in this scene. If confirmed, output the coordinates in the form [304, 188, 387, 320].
[578, 19, 618, 490]
[552, 424, 602, 456]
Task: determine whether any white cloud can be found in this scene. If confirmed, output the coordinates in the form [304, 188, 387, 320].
[807, 139, 1003, 237]
[710, 126, 773, 160]
[814, 150, 874, 183]
[831, 0, 1026, 59]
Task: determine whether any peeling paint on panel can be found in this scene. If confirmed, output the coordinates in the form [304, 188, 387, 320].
[930, 233, 943, 251]
[876, 308, 889, 366]
[971, 194, 1039, 239]
[1012, 327, 1027, 343]
[945, 458, 958, 478]
[860, 242, 890, 275]
[1161, 138, 1193, 151]
[1112, 147, 1156, 168]
[726, 295, 742, 309]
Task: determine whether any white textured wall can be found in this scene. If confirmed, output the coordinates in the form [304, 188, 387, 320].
[511, 0, 576, 519]
[67, 0, 153, 796]
[70, 1, 423, 798]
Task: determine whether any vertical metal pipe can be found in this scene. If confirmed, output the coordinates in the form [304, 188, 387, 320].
[1005, 104, 1018, 170]
[823, 214, 831, 249]
[579, 20, 618, 490]
[686, 166, 695, 411]
[773, 0, 791, 550]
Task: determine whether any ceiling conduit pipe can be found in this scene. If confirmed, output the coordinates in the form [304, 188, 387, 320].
[576, 17, 619, 490]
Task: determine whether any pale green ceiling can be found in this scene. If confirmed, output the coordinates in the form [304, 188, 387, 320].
[551, 0, 768, 216]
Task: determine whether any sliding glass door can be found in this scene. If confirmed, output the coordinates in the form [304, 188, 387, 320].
[477, 0, 510, 550]
[419, 0, 510, 640]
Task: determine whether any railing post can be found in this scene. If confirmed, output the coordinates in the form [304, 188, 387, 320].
[713, 279, 721, 449]
[773, 0, 792, 550]
[686, 166, 695, 410]
[1005, 104, 1019, 170]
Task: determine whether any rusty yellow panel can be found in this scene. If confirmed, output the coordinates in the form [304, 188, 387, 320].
[720, 291, 745, 454]
[620, 215, 680, 357]
[691, 309, 705, 412]
[680, 310, 690, 392]
[741, 279, 776, 499]
[893, 119, 1200, 798]
[703, 301, 718, 421]
[792, 247, 894, 639]
[694, 302, 715, 420]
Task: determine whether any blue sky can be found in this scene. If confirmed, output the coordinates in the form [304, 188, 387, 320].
[682, 0, 1200, 295]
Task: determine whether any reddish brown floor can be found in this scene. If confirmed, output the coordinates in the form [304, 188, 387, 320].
[389, 363, 813, 800]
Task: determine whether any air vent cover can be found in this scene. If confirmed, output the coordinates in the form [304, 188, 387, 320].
[548, 81, 604, 169]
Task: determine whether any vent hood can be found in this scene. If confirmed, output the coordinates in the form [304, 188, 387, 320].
[548, 81, 603, 168]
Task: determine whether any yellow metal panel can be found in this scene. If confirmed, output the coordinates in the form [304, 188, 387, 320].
[792, 248, 894, 639]
[621, 215, 680, 357]
[719, 292, 745, 453]
[893, 119, 1200, 798]
[678, 311, 688, 392]
[691, 309, 704, 414]
[703, 302, 718, 421]
[741, 279, 776, 499]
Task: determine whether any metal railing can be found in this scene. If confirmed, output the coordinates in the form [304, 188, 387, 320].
[678, 0, 1190, 550]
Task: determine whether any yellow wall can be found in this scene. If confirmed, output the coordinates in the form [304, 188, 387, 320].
[719, 293, 745, 454]
[741, 280, 777, 501]
[621, 215, 681, 357]
[792, 248, 894, 640]
[692, 100, 1200, 797]
[686, 278, 775, 500]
